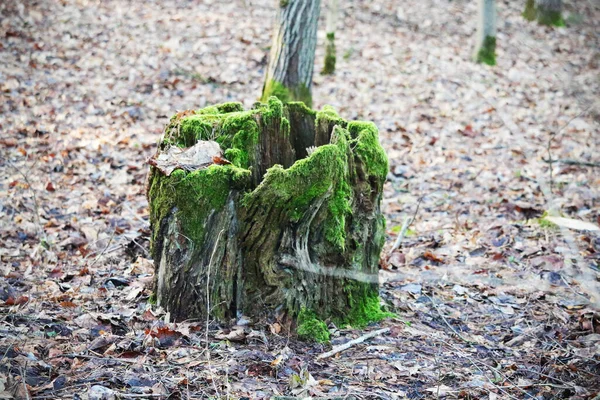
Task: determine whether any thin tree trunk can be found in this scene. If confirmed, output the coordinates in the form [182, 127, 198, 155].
[262, 0, 321, 107]
[523, 0, 536, 21]
[321, 0, 338, 75]
[473, 0, 496, 66]
[536, 0, 564, 26]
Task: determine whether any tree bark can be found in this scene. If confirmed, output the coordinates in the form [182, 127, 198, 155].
[147, 98, 389, 334]
[321, 0, 338, 75]
[473, 0, 496, 66]
[535, 0, 564, 26]
[262, 0, 322, 107]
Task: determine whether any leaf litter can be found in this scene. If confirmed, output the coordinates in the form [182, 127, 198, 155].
[1, 0, 599, 398]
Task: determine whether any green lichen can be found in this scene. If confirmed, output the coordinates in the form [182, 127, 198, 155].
[475, 35, 496, 66]
[148, 292, 157, 305]
[297, 308, 330, 343]
[322, 33, 336, 75]
[262, 80, 312, 108]
[280, 0, 289, 6]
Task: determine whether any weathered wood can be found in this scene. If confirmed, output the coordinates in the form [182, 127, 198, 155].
[148, 98, 389, 334]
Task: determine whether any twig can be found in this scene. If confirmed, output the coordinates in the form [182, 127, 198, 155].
[389, 196, 424, 254]
[316, 328, 389, 360]
[546, 107, 591, 193]
[541, 158, 600, 168]
[46, 353, 141, 364]
[20, 365, 31, 400]
[206, 229, 224, 397]
[87, 228, 118, 269]
[424, 294, 474, 345]
[7, 160, 46, 243]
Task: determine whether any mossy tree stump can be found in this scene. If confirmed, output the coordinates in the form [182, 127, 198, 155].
[147, 97, 389, 334]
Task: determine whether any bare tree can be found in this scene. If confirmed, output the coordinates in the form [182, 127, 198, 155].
[473, 0, 496, 66]
[262, 0, 322, 106]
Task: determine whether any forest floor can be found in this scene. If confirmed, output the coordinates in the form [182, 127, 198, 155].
[1, 0, 599, 399]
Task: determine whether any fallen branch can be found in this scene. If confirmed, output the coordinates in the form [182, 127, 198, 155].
[316, 328, 389, 360]
[389, 195, 424, 254]
[542, 158, 600, 168]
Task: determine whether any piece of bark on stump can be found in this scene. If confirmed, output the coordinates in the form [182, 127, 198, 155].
[147, 97, 389, 333]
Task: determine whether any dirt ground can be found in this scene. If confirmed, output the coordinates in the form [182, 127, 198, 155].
[1, 0, 599, 398]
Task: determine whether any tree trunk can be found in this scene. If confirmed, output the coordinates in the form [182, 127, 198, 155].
[261, 0, 321, 107]
[536, 0, 564, 26]
[473, 0, 496, 66]
[522, 0, 536, 21]
[321, 0, 338, 75]
[147, 98, 389, 338]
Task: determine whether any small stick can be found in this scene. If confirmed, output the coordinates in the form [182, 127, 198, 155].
[541, 158, 600, 168]
[316, 328, 389, 360]
[389, 195, 424, 254]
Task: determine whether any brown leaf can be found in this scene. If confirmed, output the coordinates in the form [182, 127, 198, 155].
[0, 138, 18, 147]
[4, 296, 29, 306]
[423, 250, 444, 263]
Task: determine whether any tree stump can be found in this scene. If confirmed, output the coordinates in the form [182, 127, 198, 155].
[147, 97, 389, 336]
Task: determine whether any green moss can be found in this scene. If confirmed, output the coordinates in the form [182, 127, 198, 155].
[475, 35, 496, 66]
[262, 80, 312, 108]
[196, 106, 220, 115]
[216, 102, 244, 114]
[287, 101, 317, 117]
[322, 33, 336, 75]
[178, 117, 214, 146]
[280, 0, 289, 6]
[148, 292, 157, 305]
[340, 283, 394, 328]
[348, 121, 389, 187]
[297, 308, 330, 343]
[148, 165, 251, 256]
[522, 0, 536, 21]
[243, 126, 352, 250]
